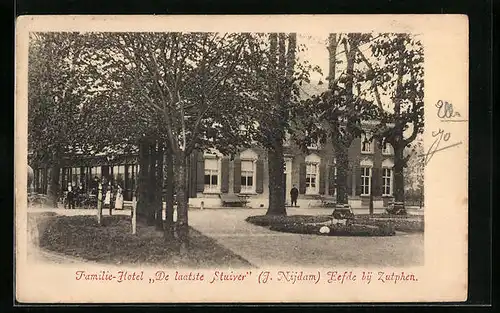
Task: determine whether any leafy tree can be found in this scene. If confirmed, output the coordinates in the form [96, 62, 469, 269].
[248, 33, 318, 215]
[364, 34, 424, 207]
[81, 32, 264, 248]
[253, 33, 297, 216]
[28, 33, 95, 205]
[292, 33, 378, 207]
[293, 33, 423, 213]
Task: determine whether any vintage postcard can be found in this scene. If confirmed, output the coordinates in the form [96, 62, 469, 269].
[15, 15, 468, 303]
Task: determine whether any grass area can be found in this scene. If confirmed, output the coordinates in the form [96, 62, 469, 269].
[32, 214, 253, 268]
[246, 214, 396, 236]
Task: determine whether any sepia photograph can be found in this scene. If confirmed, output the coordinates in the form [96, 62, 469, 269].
[15, 15, 467, 303]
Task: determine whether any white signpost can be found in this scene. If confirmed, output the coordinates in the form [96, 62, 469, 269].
[97, 183, 103, 225]
[131, 195, 137, 235]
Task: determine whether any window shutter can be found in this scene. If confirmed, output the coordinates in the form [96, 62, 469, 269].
[319, 163, 326, 194]
[372, 167, 381, 196]
[189, 153, 197, 198]
[196, 152, 204, 192]
[355, 166, 362, 196]
[255, 159, 264, 194]
[221, 158, 229, 193]
[328, 165, 336, 195]
[299, 163, 306, 194]
[233, 159, 241, 193]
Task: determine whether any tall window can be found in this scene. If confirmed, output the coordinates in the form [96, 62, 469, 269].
[331, 166, 338, 196]
[113, 165, 125, 187]
[91, 166, 102, 179]
[306, 163, 319, 194]
[382, 141, 392, 155]
[204, 157, 219, 193]
[361, 167, 372, 195]
[240, 160, 255, 193]
[382, 168, 393, 196]
[361, 133, 373, 154]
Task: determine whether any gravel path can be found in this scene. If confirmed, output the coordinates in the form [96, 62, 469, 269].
[25, 206, 424, 268]
[188, 208, 424, 268]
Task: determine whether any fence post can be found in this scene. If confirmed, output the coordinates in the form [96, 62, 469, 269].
[132, 194, 137, 235]
[97, 183, 103, 225]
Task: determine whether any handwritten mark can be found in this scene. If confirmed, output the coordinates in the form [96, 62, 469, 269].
[436, 100, 461, 119]
[420, 128, 462, 166]
[440, 119, 468, 123]
[436, 100, 467, 122]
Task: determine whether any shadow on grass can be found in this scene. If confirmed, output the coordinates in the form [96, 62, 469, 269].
[31, 214, 253, 268]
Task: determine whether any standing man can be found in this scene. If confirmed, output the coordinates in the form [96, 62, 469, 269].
[67, 183, 75, 210]
[290, 184, 299, 207]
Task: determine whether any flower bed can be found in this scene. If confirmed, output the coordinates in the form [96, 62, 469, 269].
[245, 214, 332, 227]
[269, 223, 395, 236]
[36, 214, 252, 268]
[246, 215, 395, 236]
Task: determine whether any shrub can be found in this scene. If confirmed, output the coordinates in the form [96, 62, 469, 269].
[354, 216, 424, 233]
[246, 215, 396, 236]
[245, 215, 331, 227]
[269, 223, 395, 237]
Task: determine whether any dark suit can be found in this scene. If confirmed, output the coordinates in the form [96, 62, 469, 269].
[290, 187, 299, 207]
[67, 187, 75, 209]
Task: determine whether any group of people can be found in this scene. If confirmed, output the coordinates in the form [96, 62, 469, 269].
[64, 176, 124, 210]
[64, 183, 86, 209]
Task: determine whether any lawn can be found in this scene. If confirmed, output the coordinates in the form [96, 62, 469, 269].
[29, 213, 253, 268]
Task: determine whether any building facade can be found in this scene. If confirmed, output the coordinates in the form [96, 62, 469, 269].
[188, 133, 394, 209]
[32, 131, 395, 209]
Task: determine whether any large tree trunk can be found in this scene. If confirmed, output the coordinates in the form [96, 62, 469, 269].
[264, 33, 295, 216]
[146, 142, 157, 226]
[174, 153, 189, 251]
[164, 150, 175, 240]
[334, 144, 349, 205]
[48, 149, 62, 208]
[137, 139, 151, 222]
[154, 142, 164, 231]
[266, 147, 286, 215]
[48, 163, 61, 208]
[393, 143, 405, 203]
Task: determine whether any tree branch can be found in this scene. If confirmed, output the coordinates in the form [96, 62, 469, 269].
[353, 45, 383, 110]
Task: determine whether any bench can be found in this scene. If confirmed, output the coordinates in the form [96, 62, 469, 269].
[319, 195, 337, 207]
[220, 194, 249, 207]
[332, 205, 355, 225]
[386, 201, 406, 215]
